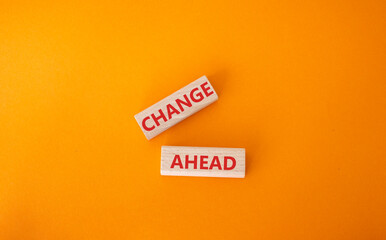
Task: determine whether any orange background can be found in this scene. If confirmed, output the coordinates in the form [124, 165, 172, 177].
[1, 0, 385, 239]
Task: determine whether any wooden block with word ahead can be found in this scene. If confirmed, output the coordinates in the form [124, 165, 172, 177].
[134, 76, 218, 140]
[161, 146, 245, 178]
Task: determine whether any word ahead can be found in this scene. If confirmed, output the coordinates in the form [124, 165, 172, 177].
[161, 146, 245, 178]
[134, 76, 218, 140]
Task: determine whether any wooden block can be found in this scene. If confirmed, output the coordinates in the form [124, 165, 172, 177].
[161, 146, 245, 178]
[134, 76, 218, 140]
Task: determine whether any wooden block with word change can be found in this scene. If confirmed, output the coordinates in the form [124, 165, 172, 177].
[161, 146, 245, 178]
[134, 76, 218, 140]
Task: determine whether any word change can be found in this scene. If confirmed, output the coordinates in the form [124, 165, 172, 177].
[134, 76, 218, 140]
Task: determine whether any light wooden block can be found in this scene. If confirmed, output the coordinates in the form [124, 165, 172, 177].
[134, 76, 218, 140]
[161, 146, 246, 178]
